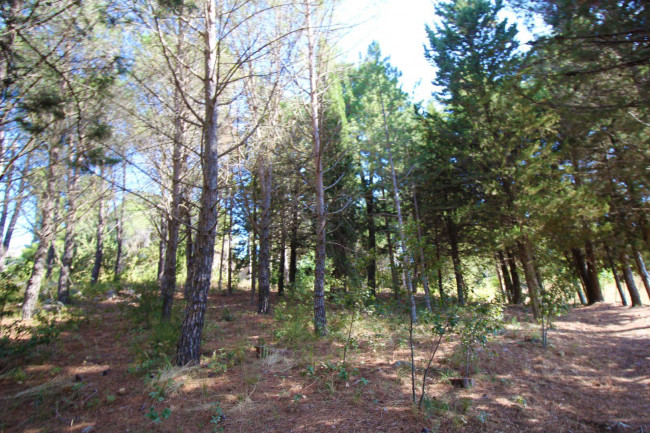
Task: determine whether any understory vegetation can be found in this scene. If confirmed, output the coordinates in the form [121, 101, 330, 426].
[0, 0, 649, 431]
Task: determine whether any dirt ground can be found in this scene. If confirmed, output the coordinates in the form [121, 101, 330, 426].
[1, 291, 648, 433]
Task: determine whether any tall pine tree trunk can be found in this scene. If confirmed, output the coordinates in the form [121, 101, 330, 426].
[306, 0, 327, 335]
[176, 0, 220, 365]
[604, 246, 628, 306]
[114, 161, 126, 279]
[90, 173, 106, 285]
[380, 93, 416, 323]
[277, 220, 286, 296]
[0, 155, 30, 271]
[289, 198, 298, 290]
[250, 232, 257, 306]
[157, 214, 167, 283]
[22, 145, 59, 319]
[517, 239, 541, 319]
[445, 215, 465, 306]
[433, 214, 444, 300]
[226, 197, 234, 295]
[58, 164, 79, 304]
[257, 159, 272, 314]
[413, 187, 432, 311]
[498, 251, 513, 303]
[361, 170, 376, 296]
[633, 249, 650, 299]
[619, 252, 642, 306]
[183, 198, 193, 299]
[160, 117, 184, 319]
[584, 241, 604, 303]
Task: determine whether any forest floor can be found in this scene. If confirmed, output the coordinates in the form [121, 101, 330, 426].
[1, 287, 649, 433]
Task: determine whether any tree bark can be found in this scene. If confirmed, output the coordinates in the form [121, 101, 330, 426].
[58, 164, 79, 304]
[633, 249, 650, 299]
[288, 196, 298, 290]
[90, 173, 106, 285]
[0, 155, 30, 271]
[114, 161, 126, 279]
[217, 208, 227, 291]
[250, 231, 257, 305]
[22, 145, 59, 319]
[277, 221, 286, 296]
[445, 215, 465, 305]
[305, 0, 327, 335]
[584, 241, 604, 304]
[257, 158, 272, 314]
[498, 251, 513, 303]
[384, 207, 399, 300]
[226, 196, 234, 295]
[361, 169, 376, 296]
[183, 198, 193, 299]
[176, 0, 220, 365]
[620, 252, 642, 306]
[604, 246, 628, 306]
[157, 214, 167, 283]
[380, 93, 416, 323]
[517, 239, 541, 319]
[413, 187, 432, 311]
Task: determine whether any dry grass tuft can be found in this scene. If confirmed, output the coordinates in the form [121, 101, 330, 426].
[9, 376, 73, 400]
[260, 349, 294, 374]
[148, 364, 198, 396]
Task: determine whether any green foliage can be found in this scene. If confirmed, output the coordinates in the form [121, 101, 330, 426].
[126, 282, 180, 376]
[210, 402, 225, 432]
[457, 303, 503, 376]
[145, 406, 171, 423]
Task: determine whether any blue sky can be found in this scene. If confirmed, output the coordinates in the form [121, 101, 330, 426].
[336, 0, 545, 103]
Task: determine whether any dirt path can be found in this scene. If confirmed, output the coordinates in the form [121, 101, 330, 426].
[1, 294, 648, 433]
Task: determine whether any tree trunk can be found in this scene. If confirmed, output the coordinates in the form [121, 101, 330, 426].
[45, 196, 61, 280]
[45, 243, 56, 280]
[160, 13, 186, 319]
[494, 255, 507, 303]
[604, 246, 628, 306]
[505, 249, 522, 304]
[433, 214, 444, 300]
[183, 199, 193, 299]
[289, 197, 298, 290]
[306, 0, 327, 335]
[361, 170, 376, 296]
[58, 165, 79, 304]
[619, 252, 642, 306]
[176, 0, 220, 365]
[445, 215, 465, 305]
[160, 135, 184, 319]
[517, 240, 541, 319]
[0, 161, 15, 245]
[217, 210, 227, 291]
[633, 249, 650, 299]
[157, 214, 167, 283]
[380, 93, 416, 323]
[257, 159, 272, 314]
[584, 241, 604, 304]
[277, 223, 286, 297]
[384, 210, 399, 300]
[571, 247, 592, 300]
[22, 145, 58, 319]
[0, 156, 30, 272]
[226, 197, 234, 295]
[413, 187, 432, 311]
[114, 161, 126, 279]
[498, 251, 513, 303]
[90, 174, 106, 285]
[250, 232, 257, 305]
